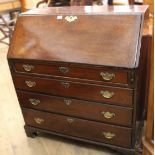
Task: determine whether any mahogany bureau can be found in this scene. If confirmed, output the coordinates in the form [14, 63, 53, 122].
[7, 5, 147, 154]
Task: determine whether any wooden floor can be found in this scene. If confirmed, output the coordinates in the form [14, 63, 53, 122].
[0, 40, 121, 155]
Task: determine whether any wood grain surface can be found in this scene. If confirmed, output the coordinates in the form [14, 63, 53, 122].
[22, 108, 132, 148]
[14, 61, 129, 85]
[13, 74, 134, 106]
[17, 90, 133, 126]
[8, 6, 147, 68]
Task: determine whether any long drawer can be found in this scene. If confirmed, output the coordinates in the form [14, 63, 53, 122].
[17, 90, 133, 126]
[13, 75, 133, 106]
[22, 108, 132, 148]
[13, 62, 130, 86]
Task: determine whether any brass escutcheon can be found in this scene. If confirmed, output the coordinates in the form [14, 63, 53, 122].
[64, 99, 72, 106]
[67, 117, 74, 124]
[101, 111, 116, 119]
[61, 82, 70, 88]
[100, 91, 114, 99]
[23, 64, 34, 72]
[65, 16, 77, 22]
[34, 118, 44, 124]
[29, 98, 40, 106]
[100, 72, 115, 81]
[102, 132, 116, 139]
[25, 81, 36, 88]
[59, 67, 69, 74]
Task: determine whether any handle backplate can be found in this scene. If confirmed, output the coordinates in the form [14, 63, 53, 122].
[100, 91, 114, 99]
[23, 64, 34, 72]
[101, 111, 116, 119]
[102, 132, 116, 139]
[100, 72, 115, 81]
[34, 118, 44, 124]
[25, 81, 36, 88]
[29, 98, 40, 105]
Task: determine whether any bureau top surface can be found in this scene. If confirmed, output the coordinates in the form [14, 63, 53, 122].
[22, 5, 147, 15]
[8, 5, 147, 68]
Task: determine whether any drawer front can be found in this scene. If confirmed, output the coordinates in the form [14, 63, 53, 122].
[13, 75, 133, 106]
[17, 91, 133, 126]
[22, 108, 132, 148]
[14, 62, 129, 86]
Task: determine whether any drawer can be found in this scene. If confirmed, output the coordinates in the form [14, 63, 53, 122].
[14, 62, 130, 86]
[13, 75, 133, 106]
[17, 91, 133, 126]
[22, 108, 132, 148]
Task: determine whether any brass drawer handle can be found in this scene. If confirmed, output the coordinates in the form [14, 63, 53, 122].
[59, 67, 69, 74]
[100, 72, 115, 81]
[101, 111, 116, 119]
[64, 99, 72, 106]
[65, 16, 77, 23]
[29, 98, 40, 106]
[34, 118, 44, 124]
[102, 132, 116, 139]
[61, 82, 70, 88]
[23, 64, 34, 72]
[25, 81, 36, 88]
[67, 117, 74, 124]
[100, 91, 114, 99]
